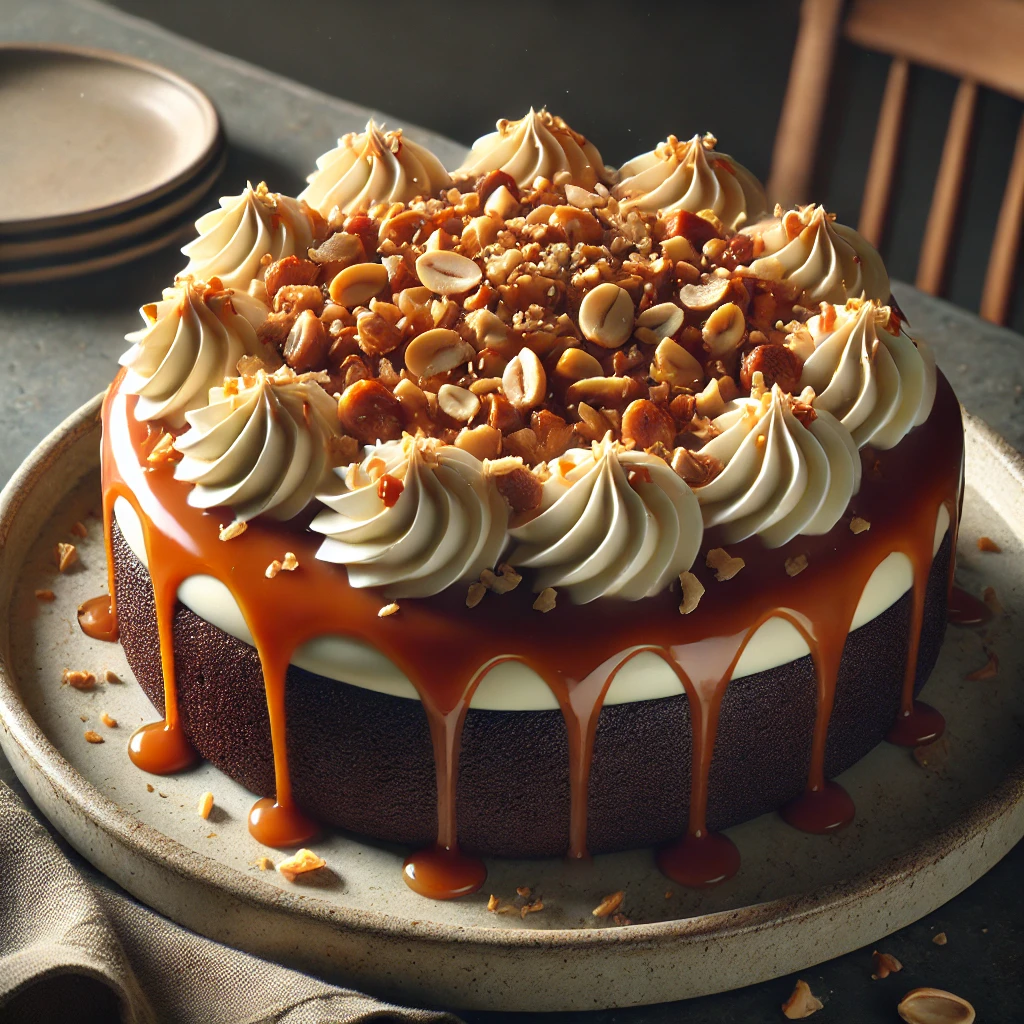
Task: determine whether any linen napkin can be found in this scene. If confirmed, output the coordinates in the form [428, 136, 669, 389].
[0, 783, 460, 1024]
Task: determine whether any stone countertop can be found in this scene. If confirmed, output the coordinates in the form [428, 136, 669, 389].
[1, 1, 1022, 1022]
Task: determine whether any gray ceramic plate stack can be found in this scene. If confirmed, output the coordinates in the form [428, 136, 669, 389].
[0, 43, 223, 285]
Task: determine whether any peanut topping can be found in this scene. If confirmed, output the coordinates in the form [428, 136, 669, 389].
[404, 328, 474, 379]
[218, 521, 247, 542]
[100, 712, 117, 728]
[701, 301, 745, 356]
[635, 301, 684, 343]
[415, 249, 483, 294]
[785, 554, 809, 577]
[850, 516, 871, 535]
[277, 848, 327, 882]
[502, 348, 547, 410]
[870, 950, 903, 979]
[533, 587, 557, 613]
[328, 262, 389, 306]
[62, 669, 96, 691]
[55, 542, 78, 572]
[651, 337, 705, 390]
[678, 571, 704, 614]
[592, 891, 624, 918]
[578, 282, 635, 348]
[706, 547, 745, 581]
[197, 791, 215, 819]
[897, 988, 975, 1024]
[83, 730, 104, 745]
[781, 979, 823, 1019]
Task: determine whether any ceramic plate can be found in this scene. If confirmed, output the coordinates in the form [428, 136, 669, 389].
[0, 44, 220, 233]
[0, 400, 1021, 1011]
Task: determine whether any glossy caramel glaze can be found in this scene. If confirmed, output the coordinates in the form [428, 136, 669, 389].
[96, 369, 963, 898]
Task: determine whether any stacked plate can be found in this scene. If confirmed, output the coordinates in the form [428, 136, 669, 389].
[0, 44, 224, 285]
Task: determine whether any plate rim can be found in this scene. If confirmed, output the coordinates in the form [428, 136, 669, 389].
[0, 42, 221, 234]
[0, 396, 1022, 954]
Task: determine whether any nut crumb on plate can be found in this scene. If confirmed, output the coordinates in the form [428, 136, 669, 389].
[706, 547, 745, 581]
[70, 521, 88, 538]
[255, 856, 274, 871]
[932, 931, 948, 945]
[870, 950, 903, 979]
[277, 848, 326, 882]
[849, 516, 871, 535]
[592, 891, 624, 918]
[197, 792, 215, 819]
[520, 899, 544, 918]
[466, 581, 487, 608]
[781, 979, 823, 1018]
[218, 520, 247, 542]
[533, 587, 557, 613]
[62, 669, 95, 691]
[487, 894, 501, 912]
[378, 601, 400, 618]
[55, 542, 78, 572]
[976, 536, 1000, 552]
[897, 987, 975, 1024]
[965, 650, 999, 681]
[100, 712, 117, 728]
[104, 669, 121, 684]
[785, 554, 808, 577]
[83, 730, 104, 744]
[678, 571, 704, 614]
[35, 589, 55, 602]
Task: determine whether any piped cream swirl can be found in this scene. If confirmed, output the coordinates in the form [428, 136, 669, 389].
[180, 182, 317, 290]
[299, 120, 452, 217]
[120, 279, 269, 428]
[311, 437, 508, 598]
[693, 386, 861, 546]
[741, 204, 889, 303]
[798, 300, 936, 449]
[507, 442, 703, 603]
[455, 108, 611, 190]
[613, 133, 766, 229]
[174, 368, 339, 522]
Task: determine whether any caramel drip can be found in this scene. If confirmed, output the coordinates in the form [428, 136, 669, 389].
[77, 594, 119, 642]
[94, 369, 964, 895]
[947, 586, 992, 627]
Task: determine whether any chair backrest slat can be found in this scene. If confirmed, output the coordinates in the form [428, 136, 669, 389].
[916, 80, 978, 296]
[981, 113, 1024, 324]
[846, 0, 1024, 103]
[858, 57, 910, 248]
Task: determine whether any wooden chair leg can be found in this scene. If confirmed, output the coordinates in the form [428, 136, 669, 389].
[980, 112, 1024, 324]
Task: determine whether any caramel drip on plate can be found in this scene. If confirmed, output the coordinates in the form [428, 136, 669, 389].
[94, 370, 964, 898]
[77, 594, 119, 642]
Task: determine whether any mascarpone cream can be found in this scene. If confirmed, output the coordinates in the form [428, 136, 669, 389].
[692, 386, 861, 546]
[299, 119, 452, 217]
[311, 436, 508, 598]
[614, 133, 766, 229]
[507, 441, 703, 603]
[174, 367, 339, 522]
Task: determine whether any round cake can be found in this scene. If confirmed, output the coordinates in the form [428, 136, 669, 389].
[92, 110, 964, 899]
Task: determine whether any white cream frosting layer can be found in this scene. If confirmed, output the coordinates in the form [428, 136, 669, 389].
[311, 436, 508, 599]
[455, 108, 610, 190]
[299, 120, 452, 217]
[507, 443, 703, 602]
[741, 205, 890, 304]
[174, 369, 340, 522]
[693, 386, 861, 546]
[120, 280, 269, 429]
[798, 301, 937, 449]
[613, 134, 766, 229]
[180, 183, 316, 289]
[113, 494, 948, 712]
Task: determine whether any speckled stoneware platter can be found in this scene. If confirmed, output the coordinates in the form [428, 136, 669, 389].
[0, 398, 1021, 1012]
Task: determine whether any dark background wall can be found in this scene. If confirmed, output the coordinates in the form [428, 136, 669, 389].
[109, 0, 1024, 331]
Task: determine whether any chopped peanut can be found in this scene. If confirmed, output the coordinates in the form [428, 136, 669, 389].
[100, 712, 117, 728]
[55, 542, 78, 572]
[83, 730, 104, 744]
[277, 848, 326, 882]
[197, 792, 215, 819]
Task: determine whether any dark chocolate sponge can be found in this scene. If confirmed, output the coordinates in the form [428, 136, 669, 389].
[113, 522, 949, 857]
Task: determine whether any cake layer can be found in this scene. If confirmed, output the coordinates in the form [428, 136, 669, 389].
[113, 522, 950, 857]
[112, 496, 950, 711]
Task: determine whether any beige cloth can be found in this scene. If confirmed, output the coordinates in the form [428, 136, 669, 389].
[0, 783, 460, 1024]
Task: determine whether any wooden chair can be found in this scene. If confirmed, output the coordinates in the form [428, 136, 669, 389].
[768, 0, 1024, 324]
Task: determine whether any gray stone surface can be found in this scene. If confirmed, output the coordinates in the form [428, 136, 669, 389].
[0, 1, 1022, 1021]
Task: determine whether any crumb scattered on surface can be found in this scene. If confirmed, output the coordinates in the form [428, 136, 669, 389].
[976, 536, 1001, 552]
[146, 783, 154, 793]
[104, 670, 121, 684]
[378, 601, 400, 618]
[678, 571, 704, 614]
[83, 730, 104, 744]
[592, 891, 625, 918]
[487, 894, 500, 912]
[516, 886, 532, 898]
[278, 848, 326, 882]
[55, 542, 78, 572]
[70, 521, 88, 538]
[966, 650, 999, 680]
[265, 559, 283, 579]
[850, 516, 871, 535]
[706, 547, 745, 581]
[35, 589, 55, 602]
[520, 899, 544, 918]
[255, 856, 274, 871]
[100, 712, 117, 728]
[533, 587, 557, 613]
[197, 791, 214, 819]
[218, 520, 247, 542]
[62, 669, 95, 691]
[466, 581, 487, 608]
[933, 931, 948, 945]
[146, 432, 180, 465]
[664, 890, 674, 899]
[612, 913, 632, 926]
[785, 554, 808, 577]
[871, 950, 903, 979]
[782, 979, 823, 1018]
[281, 551, 299, 571]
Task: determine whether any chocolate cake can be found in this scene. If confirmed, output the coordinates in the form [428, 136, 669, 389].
[87, 111, 965, 899]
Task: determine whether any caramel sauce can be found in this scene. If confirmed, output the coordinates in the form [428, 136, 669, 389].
[947, 586, 993, 627]
[95, 369, 963, 896]
[77, 594, 119, 642]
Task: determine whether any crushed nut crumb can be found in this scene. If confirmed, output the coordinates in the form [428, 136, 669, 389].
[871, 950, 903, 979]
[197, 792, 214, 819]
[678, 571, 704, 614]
[100, 712, 117, 728]
[104, 670, 121, 684]
[83, 730, 104, 744]
[55, 542, 78, 572]
[612, 913, 632, 926]
[218, 521, 248, 542]
[146, 783, 155, 793]
[62, 669, 96, 691]
[481, 564, 522, 594]
[706, 547, 745, 581]
[520, 899, 544, 918]
[592, 891, 625, 918]
[35, 589, 56, 602]
[254, 855, 274, 870]
[265, 560, 282, 579]
[664, 890, 674, 899]
[281, 551, 299, 571]
[487, 894, 501, 912]
[378, 601, 400, 618]
[850, 516, 871, 535]
[516, 886, 532, 898]
[976, 536, 1001, 553]
[782, 979, 823, 1018]
[466, 581, 487, 608]
[785, 554, 808, 577]
[933, 931, 948, 945]
[277, 848, 326, 882]
[533, 587, 557, 613]
[70, 521, 88, 538]
[146, 432, 181, 465]
[966, 650, 999, 681]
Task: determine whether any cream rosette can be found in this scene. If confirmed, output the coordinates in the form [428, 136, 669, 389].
[693, 386, 861, 547]
[741, 204, 890, 304]
[797, 300, 936, 450]
[120, 279, 269, 428]
[299, 119, 452, 217]
[180, 182, 316, 290]
[310, 437, 508, 598]
[455, 108, 611, 190]
[506, 441, 703, 603]
[173, 367, 339, 522]
[613, 133, 766, 229]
